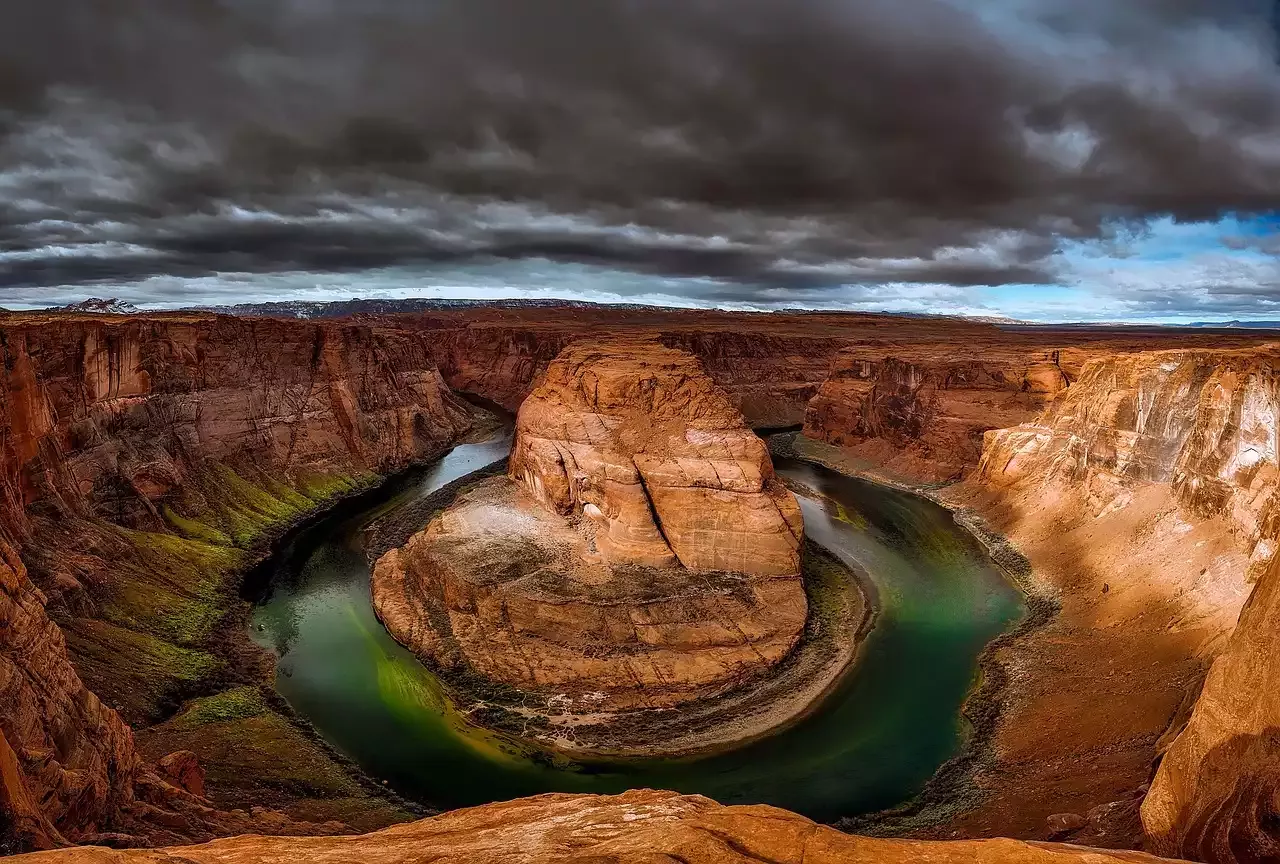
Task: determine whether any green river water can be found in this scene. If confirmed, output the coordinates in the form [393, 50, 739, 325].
[248, 429, 1024, 822]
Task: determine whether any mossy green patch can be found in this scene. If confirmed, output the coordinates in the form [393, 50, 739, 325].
[137, 691, 415, 831]
[62, 617, 223, 725]
[169, 686, 270, 729]
[163, 505, 234, 547]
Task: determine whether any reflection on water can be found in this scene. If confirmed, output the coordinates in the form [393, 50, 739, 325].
[251, 432, 1024, 822]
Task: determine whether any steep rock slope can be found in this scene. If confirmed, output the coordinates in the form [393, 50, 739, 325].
[9, 789, 1186, 864]
[508, 339, 803, 576]
[928, 349, 1276, 843]
[0, 313, 474, 848]
[1142, 550, 1280, 864]
[978, 349, 1280, 580]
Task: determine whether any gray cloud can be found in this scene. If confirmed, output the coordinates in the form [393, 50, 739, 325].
[2, 0, 1280, 306]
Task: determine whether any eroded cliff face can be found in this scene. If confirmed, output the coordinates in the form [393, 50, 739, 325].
[803, 347, 1079, 482]
[924, 348, 1280, 845]
[0, 314, 474, 849]
[1142, 550, 1280, 864]
[8, 789, 1187, 864]
[424, 316, 845, 427]
[509, 339, 803, 576]
[978, 349, 1280, 579]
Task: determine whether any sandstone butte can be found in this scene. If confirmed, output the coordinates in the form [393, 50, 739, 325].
[9, 789, 1186, 864]
[6, 306, 1280, 862]
[371, 339, 807, 714]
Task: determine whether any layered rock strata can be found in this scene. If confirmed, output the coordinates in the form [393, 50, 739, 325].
[508, 339, 803, 576]
[372, 339, 806, 718]
[0, 313, 474, 848]
[9, 789, 1186, 864]
[373, 477, 806, 712]
[803, 347, 1083, 482]
[924, 349, 1278, 844]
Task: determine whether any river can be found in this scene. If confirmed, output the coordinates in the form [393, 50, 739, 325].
[248, 428, 1024, 822]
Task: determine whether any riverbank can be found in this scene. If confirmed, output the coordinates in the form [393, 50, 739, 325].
[772, 432, 1247, 850]
[132, 416, 509, 830]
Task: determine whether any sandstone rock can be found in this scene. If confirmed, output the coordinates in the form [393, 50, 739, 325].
[803, 348, 1075, 482]
[156, 753, 204, 799]
[0, 314, 475, 844]
[372, 477, 807, 712]
[1046, 813, 1087, 835]
[1142, 549, 1280, 863]
[978, 349, 1280, 580]
[7, 789, 1188, 864]
[508, 339, 803, 577]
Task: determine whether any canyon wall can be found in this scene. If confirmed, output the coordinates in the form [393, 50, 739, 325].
[921, 348, 1277, 848]
[977, 349, 1280, 579]
[1142, 550, 1280, 864]
[420, 311, 847, 427]
[0, 313, 474, 849]
[802, 346, 1085, 482]
[9, 789, 1185, 864]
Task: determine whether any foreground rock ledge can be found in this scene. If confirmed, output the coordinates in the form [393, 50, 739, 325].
[13, 790, 1184, 863]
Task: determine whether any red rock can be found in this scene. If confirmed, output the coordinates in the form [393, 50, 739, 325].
[4, 790, 1189, 864]
[509, 339, 803, 576]
[156, 752, 204, 799]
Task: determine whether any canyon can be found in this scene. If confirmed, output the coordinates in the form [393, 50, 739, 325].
[3, 304, 1280, 864]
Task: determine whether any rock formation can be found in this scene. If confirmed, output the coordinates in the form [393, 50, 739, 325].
[372, 339, 807, 720]
[0, 313, 474, 848]
[373, 478, 807, 713]
[977, 348, 1280, 580]
[509, 339, 803, 576]
[915, 348, 1280, 844]
[11, 305, 1280, 857]
[1142, 549, 1280, 863]
[7, 789, 1186, 864]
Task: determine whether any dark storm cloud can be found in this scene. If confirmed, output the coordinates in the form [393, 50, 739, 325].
[3, 0, 1280, 303]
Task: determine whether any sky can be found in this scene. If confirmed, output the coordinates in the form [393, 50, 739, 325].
[5, 0, 1280, 321]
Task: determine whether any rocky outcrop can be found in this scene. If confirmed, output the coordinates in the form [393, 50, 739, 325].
[977, 349, 1280, 578]
[373, 339, 808, 722]
[927, 348, 1280, 844]
[803, 347, 1078, 482]
[0, 313, 475, 847]
[373, 477, 807, 714]
[1142, 550, 1280, 863]
[8, 789, 1187, 864]
[509, 339, 803, 576]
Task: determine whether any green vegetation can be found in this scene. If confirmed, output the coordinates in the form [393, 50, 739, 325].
[169, 686, 270, 729]
[75, 462, 380, 725]
[62, 618, 224, 725]
[137, 687, 416, 831]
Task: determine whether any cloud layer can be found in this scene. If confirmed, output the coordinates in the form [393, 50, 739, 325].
[3, 0, 1280, 317]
